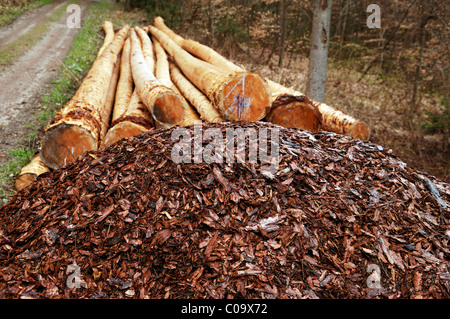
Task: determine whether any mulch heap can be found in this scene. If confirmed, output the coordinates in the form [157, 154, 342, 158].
[0, 121, 449, 299]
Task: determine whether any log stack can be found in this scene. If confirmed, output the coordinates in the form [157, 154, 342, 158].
[17, 18, 370, 190]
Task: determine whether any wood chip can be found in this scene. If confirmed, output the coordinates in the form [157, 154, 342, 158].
[0, 122, 448, 299]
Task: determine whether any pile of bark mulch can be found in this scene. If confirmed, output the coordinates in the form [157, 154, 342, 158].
[0, 122, 449, 299]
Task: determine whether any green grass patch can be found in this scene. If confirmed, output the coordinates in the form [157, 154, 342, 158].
[0, 147, 35, 203]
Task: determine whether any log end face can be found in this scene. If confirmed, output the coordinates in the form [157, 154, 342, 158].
[152, 92, 186, 129]
[104, 122, 149, 146]
[15, 174, 36, 192]
[350, 121, 370, 140]
[41, 124, 97, 170]
[266, 101, 321, 132]
[219, 73, 271, 122]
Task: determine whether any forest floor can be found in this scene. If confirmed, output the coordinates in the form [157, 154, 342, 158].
[0, 1, 448, 205]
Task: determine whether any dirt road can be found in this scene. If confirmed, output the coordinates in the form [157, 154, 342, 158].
[0, 0, 89, 161]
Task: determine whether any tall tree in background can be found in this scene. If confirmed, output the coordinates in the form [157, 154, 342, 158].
[411, 1, 433, 111]
[209, 0, 215, 48]
[278, 0, 287, 67]
[306, 0, 332, 102]
[124, 0, 130, 12]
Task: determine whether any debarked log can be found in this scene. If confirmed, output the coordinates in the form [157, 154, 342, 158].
[104, 36, 153, 146]
[169, 62, 225, 123]
[150, 17, 368, 139]
[130, 28, 188, 129]
[104, 88, 153, 146]
[40, 25, 130, 169]
[267, 80, 370, 140]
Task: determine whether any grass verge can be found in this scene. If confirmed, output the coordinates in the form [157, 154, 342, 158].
[0, 2, 148, 205]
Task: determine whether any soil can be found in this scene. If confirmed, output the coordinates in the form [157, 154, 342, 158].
[0, 0, 89, 165]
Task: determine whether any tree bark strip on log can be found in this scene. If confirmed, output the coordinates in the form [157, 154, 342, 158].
[40, 25, 130, 170]
[130, 28, 187, 129]
[149, 22, 271, 122]
[15, 154, 50, 191]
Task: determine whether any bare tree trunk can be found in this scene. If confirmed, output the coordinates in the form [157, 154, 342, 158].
[278, 0, 287, 67]
[412, 2, 433, 111]
[340, 0, 348, 45]
[306, 0, 332, 103]
[124, 0, 130, 12]
[246, 0, 251, 64]
[209, 0, 215, 49]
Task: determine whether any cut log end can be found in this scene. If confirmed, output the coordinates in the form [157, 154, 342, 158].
[15, 154, 50, 191]
[266, 101, 322, 132]
[349, 121, 370, 140]
[217, 72, 271, 122]
[15, 174, 38, 192]
[266, 94, 322, 131]
[41, 123, 97, 170]
[152, 91, 186, 129]
[103, 121, 149, 146]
